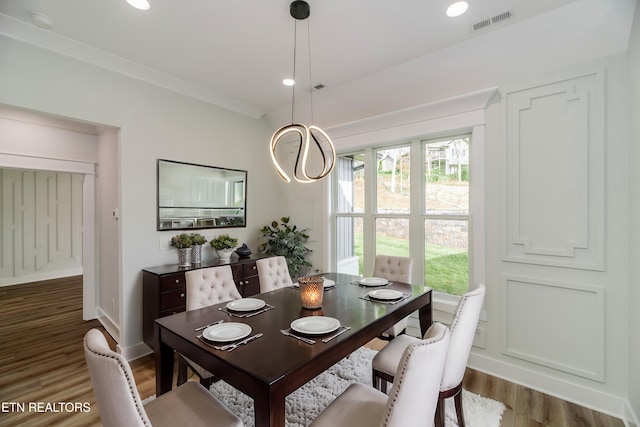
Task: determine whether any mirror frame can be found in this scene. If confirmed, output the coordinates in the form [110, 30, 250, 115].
[156, 159, 247, 231]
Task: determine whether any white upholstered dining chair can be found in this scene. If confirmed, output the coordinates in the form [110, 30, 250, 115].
[84, 329, 242, 427]
[371, 284, 486, 427]
[177, 265, 242, 387]
[309, 323, 450, 427]
[373, 255, 412, 339]
[256, 256, 293, 292]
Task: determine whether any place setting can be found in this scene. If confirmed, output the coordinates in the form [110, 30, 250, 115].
[197, 321, 263, 352]
[217, 297, 274, 318]
[280, 316, 351, 345]
[360, 288, 410, 305]
[351, 277, 390, 287]
[292, 277, 337, 290]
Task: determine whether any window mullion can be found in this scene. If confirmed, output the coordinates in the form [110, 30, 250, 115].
[362, 147, 376, 276]
[409, 139, 424, 286]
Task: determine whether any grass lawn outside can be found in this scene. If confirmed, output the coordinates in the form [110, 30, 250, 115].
[353, 232, 468, 296]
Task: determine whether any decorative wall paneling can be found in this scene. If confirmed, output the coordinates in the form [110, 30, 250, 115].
[501, 275, 605, 381]
[504, 72, 604, 270]
[0, 168, 83, 282]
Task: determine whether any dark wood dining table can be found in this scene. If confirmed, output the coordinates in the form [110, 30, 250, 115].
[154, 272, 432, 427]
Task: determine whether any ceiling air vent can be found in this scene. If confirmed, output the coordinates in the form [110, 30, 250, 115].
[473, 19, 491, 31]
[492, 10, 512, 24]
[472, 9, 513, 32]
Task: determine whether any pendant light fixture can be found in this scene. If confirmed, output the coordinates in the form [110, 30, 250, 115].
[270, 0, 336, 184]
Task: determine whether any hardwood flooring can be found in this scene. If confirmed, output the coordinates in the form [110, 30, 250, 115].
[0, 276, 626, 426]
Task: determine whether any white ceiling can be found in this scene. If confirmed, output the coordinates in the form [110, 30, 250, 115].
[0, 0, 635, 128]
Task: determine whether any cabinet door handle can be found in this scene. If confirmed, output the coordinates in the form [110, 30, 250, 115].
[252, 265, 257, 270]
[180, 293, 185, 298]
[245, 279, 250, 285]
[174, 279, 180, 284]
[239, 281, 244, 286]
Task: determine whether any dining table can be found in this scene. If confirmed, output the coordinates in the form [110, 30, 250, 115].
[154, 272, 432, 427]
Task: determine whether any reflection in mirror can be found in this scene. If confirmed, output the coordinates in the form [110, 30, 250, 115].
[157, 159, 247, 230]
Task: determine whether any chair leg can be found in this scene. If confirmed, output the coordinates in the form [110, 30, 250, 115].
[454, 388, 465, 427]
[372, 370, 388, 393]
[435, 395, 446, 427]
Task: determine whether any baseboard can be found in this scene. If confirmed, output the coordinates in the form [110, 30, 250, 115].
[120, 341, 153, 361]
[624, 400, 640, 427]
[467, 352, 628, 422]
[96, 307, 120, 343]
[0, 268, 83, 287]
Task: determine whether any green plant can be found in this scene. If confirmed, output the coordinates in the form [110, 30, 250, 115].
[258, 217, 312, 278]
[189, 233, 207, 245]
[170, 233, 193, 249]
[210, 234, 238, 250]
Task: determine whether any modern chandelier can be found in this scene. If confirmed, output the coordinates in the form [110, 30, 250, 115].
[270, 0, 336, 184]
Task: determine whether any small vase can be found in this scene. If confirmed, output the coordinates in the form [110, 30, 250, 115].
[216, 248, 234, 261]
[191, 244, 203, 265]
[177, 247, 192, 267]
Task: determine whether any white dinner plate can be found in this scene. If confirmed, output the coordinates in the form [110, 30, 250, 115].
[359, 277, 389, 287]
[290, 316, 341, 335]
[202, 322, 252, 342]
[293, 278, 336, 289]
[368, 289, 404, 301]
[226, 298, 266, 312]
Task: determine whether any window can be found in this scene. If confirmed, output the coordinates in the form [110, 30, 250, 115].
[333, 135, 471, 296]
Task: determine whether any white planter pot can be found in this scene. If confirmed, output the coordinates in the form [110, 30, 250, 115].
[216, 248, 234, 261]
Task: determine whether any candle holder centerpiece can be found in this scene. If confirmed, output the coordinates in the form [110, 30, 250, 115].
[298, 276, 324, 309]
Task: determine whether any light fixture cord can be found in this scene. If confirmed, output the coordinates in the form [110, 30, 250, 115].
[307, 19, 314, 125]
[291, 19, 298, 124]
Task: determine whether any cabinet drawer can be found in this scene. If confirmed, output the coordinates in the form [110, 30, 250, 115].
[244, 261, 258, 277]
[159, 273, 186, 292]
[160, 289, 186, 311]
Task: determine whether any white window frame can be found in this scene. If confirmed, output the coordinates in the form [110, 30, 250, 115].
[327, 88, 496, 311]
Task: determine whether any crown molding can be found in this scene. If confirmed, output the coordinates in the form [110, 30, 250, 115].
[0, 13, 265, 119]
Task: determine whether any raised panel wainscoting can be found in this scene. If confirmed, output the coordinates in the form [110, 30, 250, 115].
[504, 71, 604, 270]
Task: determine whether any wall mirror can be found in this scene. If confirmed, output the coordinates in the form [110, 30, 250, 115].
[157, 159, 247, 231]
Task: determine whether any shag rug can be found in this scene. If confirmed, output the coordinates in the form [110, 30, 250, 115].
[144, 347, 505, 426]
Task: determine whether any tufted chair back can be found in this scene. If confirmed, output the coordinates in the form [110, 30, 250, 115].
[84, 329, 151, 426]
[383, 323, 450, 427]
[439, 284, 485, 391]
[186, 265, 241, 310]
[256, 256, 293, 293]
[373, 255, 412, 283]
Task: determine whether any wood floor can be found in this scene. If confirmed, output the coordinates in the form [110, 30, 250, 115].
[0, 276, 625, 427]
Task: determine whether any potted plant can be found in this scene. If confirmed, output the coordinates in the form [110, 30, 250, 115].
[189, 233, 207, 265]
[170, 233, 193, 267]
[210, 234, 238, 261]
[258, 217, 312, 279]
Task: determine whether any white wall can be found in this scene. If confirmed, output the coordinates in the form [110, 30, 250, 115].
[96, 127, 120, 335]
[306, 10, 636, 423]
[627, 1, 640, 424]
[0, 35, 284, 356]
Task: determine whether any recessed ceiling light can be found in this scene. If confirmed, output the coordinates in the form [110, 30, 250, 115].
[29, 11, 55, 29]
[126, 0, 150, 11]
[446, 1, 469, 18]
[283, 78, 295, 86]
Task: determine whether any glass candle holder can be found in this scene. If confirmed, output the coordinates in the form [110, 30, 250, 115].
[298, 276, 324, 309]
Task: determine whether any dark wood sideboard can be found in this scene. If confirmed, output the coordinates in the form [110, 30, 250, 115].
[142, 254, 267, 348]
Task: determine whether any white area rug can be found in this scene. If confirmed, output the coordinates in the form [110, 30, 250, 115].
[207, 347, 505, 427]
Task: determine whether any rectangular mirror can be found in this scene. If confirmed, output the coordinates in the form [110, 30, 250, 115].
[157, 159, 247, 231]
